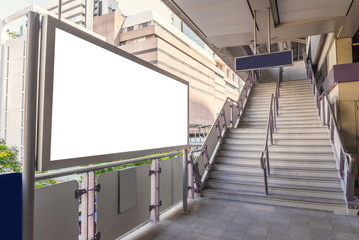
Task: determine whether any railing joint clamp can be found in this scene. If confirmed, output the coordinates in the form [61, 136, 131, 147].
[149, 168, 162, 176]
[75, 189, 87, 199]
[94, 184, 101, 192]
[149, 200, 162, 211]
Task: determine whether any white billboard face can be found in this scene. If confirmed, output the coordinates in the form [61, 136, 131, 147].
[38, 16, 188, 171]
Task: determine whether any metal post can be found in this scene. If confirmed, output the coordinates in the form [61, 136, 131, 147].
[230, 101, 233, 127]
[254, 10, 257, 55]
[58, 0, 62, 19]
[188, 152, 194, 199]
[150, 160, 157, 222]
[88, 171, 95, 239]
[267, 7, 271, 53]
[23, 11, 40, 240]
[266, 150, 270, 175]
[81, 173, 89, 240]
[182, 149, 188, 213]
[263, 168, 268, 195]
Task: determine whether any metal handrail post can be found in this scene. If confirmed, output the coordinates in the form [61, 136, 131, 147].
[182, 149, 188, 213]
[23, 11, 40, 240]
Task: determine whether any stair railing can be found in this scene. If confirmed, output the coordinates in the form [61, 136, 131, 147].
[259, 68, 281, 195]
[304, 54, 359, 209]
[189, 74, 256, 193]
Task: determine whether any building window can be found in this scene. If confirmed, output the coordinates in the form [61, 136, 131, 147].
[4, 113, 7, 127]
[127, 26, 134, 32]
[66, 13, 85, 20]
[4, 129, 6, 141]
[226, 82, 238, 90]
[5, 96, 7, 111]
[23, 41, 26, 56]
[7, 47, 10, 61]
[23, 58, 25, 73]
[138, 22, 149, 29]
[21, 129, 23, 145]
[6, 79, 8, 94]
[22, 93, 25, 109]
[22, 76, 25, 91]
[21, 111, 24, 127]
[119, 41, 126, 46]
[181, 22, 205, 49]
[6, 63, 9, 77]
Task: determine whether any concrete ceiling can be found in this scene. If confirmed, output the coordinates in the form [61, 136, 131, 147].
[162, 0, 358, 77]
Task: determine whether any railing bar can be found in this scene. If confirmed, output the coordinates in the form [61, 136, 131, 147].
[35, 151, 182, 180]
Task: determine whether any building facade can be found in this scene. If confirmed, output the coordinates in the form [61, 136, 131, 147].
[46, 0, 119, 30]
[94, 10, 243, 126]
[0, 36, 26, 159]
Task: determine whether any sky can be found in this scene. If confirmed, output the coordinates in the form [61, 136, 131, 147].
[0, 0, 171, 20]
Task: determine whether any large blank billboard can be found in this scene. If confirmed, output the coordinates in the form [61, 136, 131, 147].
[38, 15, 188, 171]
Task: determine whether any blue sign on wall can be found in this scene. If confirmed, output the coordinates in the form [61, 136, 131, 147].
[235, 50, 293, 71]
[0, 173, 22, 240]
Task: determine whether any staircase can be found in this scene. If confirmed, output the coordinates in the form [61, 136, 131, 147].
[202, 79, 347, 212]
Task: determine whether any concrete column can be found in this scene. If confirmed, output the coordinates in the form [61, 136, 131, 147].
[336, 38, 353, 64]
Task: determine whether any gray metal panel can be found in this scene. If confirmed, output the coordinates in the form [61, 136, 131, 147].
[97, 163, 151, 240]
[118, 167, 137, 213]
[159, 159, 172, 210]
[171, 157, 182, 204]
[34, 181, 79, 240]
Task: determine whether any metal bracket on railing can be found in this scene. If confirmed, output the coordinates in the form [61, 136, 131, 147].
[94, 184, 101, 192]
[202, 145, 211, 170]
[75, 189, 87, 199]
[188, 186, 194, 190]
[216, 122, 222, 141]
[221, 110, 227, 130]
[149, 200, 162, 212]
[192, 162, 202, 193]
[149, 168, 162, 176]
[330, 119, 334, 143]
[93, 232, 101, 240]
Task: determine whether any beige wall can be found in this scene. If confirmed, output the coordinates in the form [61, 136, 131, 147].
[93, 12, 125, 45]
[336, 38, 353, 64]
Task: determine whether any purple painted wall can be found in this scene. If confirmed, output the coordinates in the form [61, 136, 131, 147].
[323, 62, 359, 92]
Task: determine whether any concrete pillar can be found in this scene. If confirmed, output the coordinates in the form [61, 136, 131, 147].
[336, 38, 353, 64]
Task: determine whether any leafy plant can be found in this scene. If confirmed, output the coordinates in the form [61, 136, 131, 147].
[0, 139, 21, 173]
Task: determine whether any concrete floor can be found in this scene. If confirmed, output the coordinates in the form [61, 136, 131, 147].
[122, 198, 359, 240]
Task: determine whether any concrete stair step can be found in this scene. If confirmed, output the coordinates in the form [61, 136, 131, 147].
[205, 180, 345, 200]
[209, 171, 342, 188]
[221, 144, 333, 154]
[215, 157, 337, 169]
[230, 127, 327, 134]
[218, 150, 335, 161]
[226, 132, 329, 140]
[212, 164, 338, 179]
[223, 138, 331, 146]
[201, 189, 347, 210]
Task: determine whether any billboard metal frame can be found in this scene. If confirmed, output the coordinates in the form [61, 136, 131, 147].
[37, 14, 189, 171]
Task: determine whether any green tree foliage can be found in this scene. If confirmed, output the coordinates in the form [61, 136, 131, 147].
[0, 139, 58, 187]
[0, 139, 21, 173]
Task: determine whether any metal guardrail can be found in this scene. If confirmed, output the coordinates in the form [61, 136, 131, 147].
[187, 73, 256, 194]
[304, 53, 359, 209]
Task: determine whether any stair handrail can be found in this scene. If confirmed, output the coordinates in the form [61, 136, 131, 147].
[259, 68, 281, 195]
[304, 53, 359, 209]
[189, 74, 255, 192]
[260, 93, 277, 195]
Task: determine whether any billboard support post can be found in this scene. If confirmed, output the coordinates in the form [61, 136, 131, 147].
[23, 11, 40, 240]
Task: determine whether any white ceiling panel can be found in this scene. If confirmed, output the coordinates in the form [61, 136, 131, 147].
[277, 0, 351, 23]
[174, 0, 253, 38]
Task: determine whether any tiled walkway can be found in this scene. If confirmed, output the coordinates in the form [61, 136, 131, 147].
[123, 198, 359, 240]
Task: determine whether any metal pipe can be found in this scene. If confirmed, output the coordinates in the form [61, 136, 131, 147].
[182, 149, 188, 213]
[23, 11, 40, 240]
[58, 0, 62, 19]
[35, 151, 181, 180]
[254, 10, 257, 55]
[267, 7, 271, 53]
